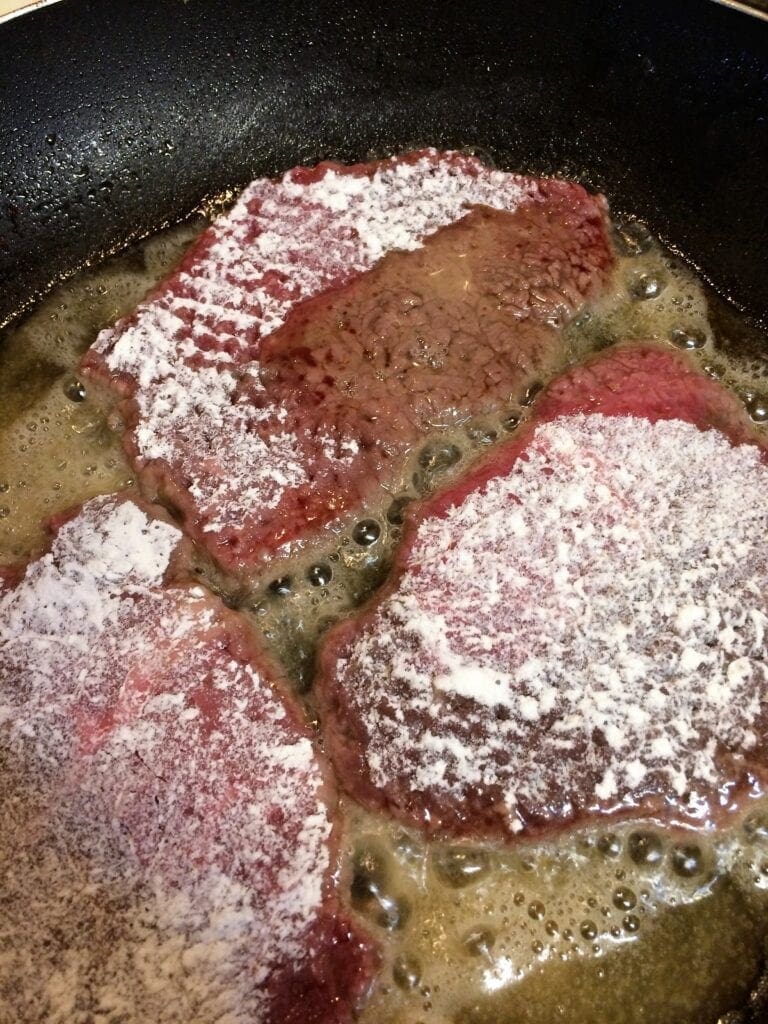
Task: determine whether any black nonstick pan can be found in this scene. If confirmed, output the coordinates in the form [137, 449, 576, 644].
[1, 1, 768, 1022]
[0, 0, 767, 331]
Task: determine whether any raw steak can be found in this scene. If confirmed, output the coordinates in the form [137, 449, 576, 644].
[82, 150, 614, 576]
[316, 344, 768, 840]
[0, 494, 376, 1023]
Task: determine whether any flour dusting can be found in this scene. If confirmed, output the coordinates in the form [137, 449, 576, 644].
[329, 415, 768, 831]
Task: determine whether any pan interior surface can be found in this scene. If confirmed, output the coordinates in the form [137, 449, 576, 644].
[0, 0, 766, 327]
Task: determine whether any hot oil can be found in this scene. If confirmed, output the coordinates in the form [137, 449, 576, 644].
[347, 802, 768, 1024]
[0, 218, 206, 563]
[1, 204, 768, 1024]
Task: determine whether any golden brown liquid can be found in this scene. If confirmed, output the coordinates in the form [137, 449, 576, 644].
[1, 205, 768, 1024]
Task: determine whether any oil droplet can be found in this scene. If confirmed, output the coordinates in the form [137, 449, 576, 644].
[307, 563, 332, 587]
[612, 886, 637, 911]
[580, 920, 598, 941]
[531, 939, 545, 955]
[393, 954, 421, 990]
[502, 413, 520, 432]
[545, 920, 559, 936]
[513, 892, 525, 906]
[627, 830, 663, 867]
[623, 913, 640, 933]
[0, 506, 10, 519]
[670, 843, 704, 877]
[352, 519, 381, 546]
[433, 847, 490, 888]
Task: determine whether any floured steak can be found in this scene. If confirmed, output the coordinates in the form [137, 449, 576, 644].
[81, 150, 613, 575]
[316, 344, 768, 840]
[0, 494, 376, 1023]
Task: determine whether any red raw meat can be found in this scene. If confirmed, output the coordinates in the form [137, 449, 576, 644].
[0, 494, 376, 1023]
[82, 150, 614, 576]
[316, 344, 768, 841]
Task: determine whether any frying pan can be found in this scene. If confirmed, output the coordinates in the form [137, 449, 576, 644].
[0, 0, 767, 332]
[0, 0, 767, 1021]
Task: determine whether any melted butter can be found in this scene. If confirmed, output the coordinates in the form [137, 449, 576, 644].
[1, 205, 768, 1023]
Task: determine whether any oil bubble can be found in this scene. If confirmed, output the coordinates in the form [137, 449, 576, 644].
[527, 900, 545, 921]
[670, 326, 706, 351]
[744, 811, 768, 842]
[433, 847, 491, 888]
[375, 893, 410, 931]
[306, 563, 332, 587]
[627, 830, 663, 867]
[614, 219, 654, 256]
[745, 395, 768, 423]
[612, 886, 637, 911]
[418, 442, 461, 473]
[628, 270, 666, 301]
[670, 844, 704, 877]
[386, 495, 412, 525]
[393, 954, 421, 990]
[580, 920, 598, 941]
[352, 519, 381, 546]
[463, 928, 495, 957]
[268, 576, 293, 597]
[520, 382, 542, 407]
[64, 379, 87, 403]
[466, 422, 497, 445]
[597, 833, 621, 857]
[623, 913, 640, 933]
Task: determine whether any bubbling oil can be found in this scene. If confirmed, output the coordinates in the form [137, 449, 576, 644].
[1, 203, 768, 1024]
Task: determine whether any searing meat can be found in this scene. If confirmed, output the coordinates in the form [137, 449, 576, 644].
[82, 151, 613, 576]
[316, 345, 768, 840]
[0, 494, 376, 1023]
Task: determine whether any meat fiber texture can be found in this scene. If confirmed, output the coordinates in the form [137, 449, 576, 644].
[316, 345, 768, 841]
[81, 150, 614, 577]
[0, 494, 376, 1024]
